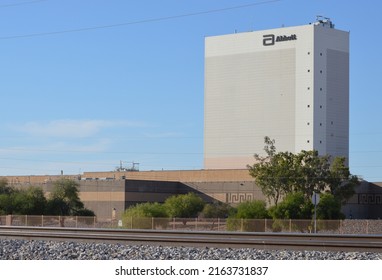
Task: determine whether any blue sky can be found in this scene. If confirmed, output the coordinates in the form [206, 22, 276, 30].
[0, 0, 381, 181]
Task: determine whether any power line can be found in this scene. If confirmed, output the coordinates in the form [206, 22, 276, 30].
[0, 0, 281, 40]
[2, 131, 382, 141]
[1, 151, 382, 167]
[2, 146, 382, 155]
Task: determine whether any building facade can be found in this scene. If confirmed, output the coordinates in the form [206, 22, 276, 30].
[2, 170, 381, 220]
[1, 170, 266, 220]
[204, 19, 349, 169]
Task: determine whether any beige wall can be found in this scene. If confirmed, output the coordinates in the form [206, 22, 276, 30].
[78, 181, 126, 220]
[1, 169, 256, 184]
[2, 172, 381, 220]
[83, 169, 254, 182]
[3, 175, 79, 185]
[184, 181, 267, 205]
[342, 181, 382, 219]
[204, 24, 349, 169]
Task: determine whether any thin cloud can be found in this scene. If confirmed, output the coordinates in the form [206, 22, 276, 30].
[14, 119, 146, 138]
[0, 139, 112, 156]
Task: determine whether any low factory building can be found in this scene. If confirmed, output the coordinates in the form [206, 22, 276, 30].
[2, 169, 381, 220]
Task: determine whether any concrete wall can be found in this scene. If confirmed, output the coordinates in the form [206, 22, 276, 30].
[314, 25, 349, 159]
[342, 181, 382, 219]
[204, 28, 298, 169]
[78, 180, 126, 220]
[203, 23, 349, 169]
[123, 179, 216, 207]
[183, 181, 266, 205]
[82, 169, 253, 182]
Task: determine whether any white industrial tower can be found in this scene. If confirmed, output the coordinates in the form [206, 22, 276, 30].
[204, 18, 349, 169]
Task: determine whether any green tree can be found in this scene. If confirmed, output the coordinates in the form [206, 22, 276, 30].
[164, 193, 205, 218]
[0, 179, 17, 214]
[0, 178, 94, 216]
[248, 137, 295, 205]
[249, 137, 359, 207]
[269, 192, 313, 219]
[13, 186, 47, 215]
[328, 157, 359, 203]
[0, 193, 15, 214]
[0, 178, 13, 195]
[0, 180, 47, 215]
[292, 150, 331, 199]
[47, 178, 93, 216]
[316, 193, 345, 219]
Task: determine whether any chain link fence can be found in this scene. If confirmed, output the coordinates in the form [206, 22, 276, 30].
[1, 215, 381, 234]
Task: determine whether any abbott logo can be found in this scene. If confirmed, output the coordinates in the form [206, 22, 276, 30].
[263, 34, 275, 46]
[263, 34, 297, 46]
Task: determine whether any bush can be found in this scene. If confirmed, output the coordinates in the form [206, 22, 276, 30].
[73, 208, 95, 216]
[200, 202, 232, 218]
[123, 202, 167, 217]
[122, 202, 168, 229]
[164, 193, 205, 218]
[48, 178, 86, 216]
[270, 192, 313, 219]
[316, 193, 345, 220]
[13, 187, 47, 215]
[234, 200, 269, 219]
[226, 200, 269, 232]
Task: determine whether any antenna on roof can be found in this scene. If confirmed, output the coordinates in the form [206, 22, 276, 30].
[315, 16, 335, 28]
[116, 160, 140, 172]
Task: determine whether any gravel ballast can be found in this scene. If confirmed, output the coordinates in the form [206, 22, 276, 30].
[0, 239, 381, 260]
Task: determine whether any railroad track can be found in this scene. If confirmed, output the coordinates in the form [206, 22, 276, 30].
[0, 226, 381, 252]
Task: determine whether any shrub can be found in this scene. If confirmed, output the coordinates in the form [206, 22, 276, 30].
[316, 193, 345, 220]
[226, 200, 269, 232]
[235, 200, 269, 219]
[122, 202, 168, 229]
[270, 192, 313, 219]
[200, 202, 232, 218]
[164, 193, 205, 218]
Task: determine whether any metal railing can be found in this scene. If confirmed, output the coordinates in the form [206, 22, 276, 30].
[1, 215, 382, 234]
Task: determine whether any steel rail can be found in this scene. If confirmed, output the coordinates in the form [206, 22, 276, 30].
[1, 226, 381, 252]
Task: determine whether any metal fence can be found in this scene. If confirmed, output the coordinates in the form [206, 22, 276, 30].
[121, 217, 382, 234]
[1, 215, 382, 234]
[0, 215, 110, 229]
